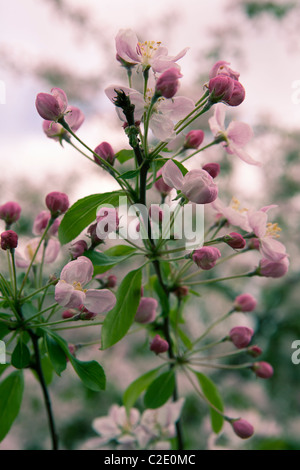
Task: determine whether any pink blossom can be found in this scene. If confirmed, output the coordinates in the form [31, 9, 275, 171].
[154, 169, 173, 196]
[94, 142, 115, 166]
[155, 68, 182, 99]
[229, 326, 254, 349]
[55, 256, 116, 314]
[208, 75, 235, 104]
[209, 61, 240, 81]
[0, 201, 21, 226]
[184, 130, 205, 149]
[96, 207, 119, 240]
[150, 334, 169, 354]
[202, 163, 220, 179]
[234, 293, 257, 312]
[252, 361, 274, 379]
[33, 211, 60, 236]
[115, 29, 189, 72]
[162, 160, 218, 204]
[36, 87, 68, 121]
[46, 191, 69, 218]
[192, 246, 221, 270]
[15, 237, 60, 268]
[105, 85, 194, 141]
[70, 240, 88, 259]
[224, 232, 246, 249]
[135, 297, 158, 324]
[209, 104, 260, 166]
[43, 106, 84, 141]
[226, 81, 245, 106]
[211, 197, 251, 232]
[1, 230, 18, 250]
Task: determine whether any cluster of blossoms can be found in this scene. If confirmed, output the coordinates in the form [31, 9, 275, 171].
[0, 28, 289, 451]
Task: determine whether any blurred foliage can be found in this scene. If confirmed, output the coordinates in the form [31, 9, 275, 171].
[243, 1, 296, 19]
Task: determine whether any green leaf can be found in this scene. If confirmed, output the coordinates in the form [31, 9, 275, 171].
[116, 149, 135, 163]
[44, 333, 67, 376]
[150, 158, 188, 176]
[11, 339, 31, 369]
[194, 371, 224, 434]
[84, 247, 136, 275]
[0, 371, 24, 441]
[0, 323, 9, 340]
[144, 370, 175, 409]
[120, 169, 140, 180]
[68, 356, 106, 391]
[104, 245, 137, 257]
[101, 268, 142, 349]
[58, 191, 125, 245]
[45, 330, 105, 391]
[123, 367, 162, 413]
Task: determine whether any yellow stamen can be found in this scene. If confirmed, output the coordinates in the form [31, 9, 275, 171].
[266, 222, 281, 238]
[230, 197, 248, 213]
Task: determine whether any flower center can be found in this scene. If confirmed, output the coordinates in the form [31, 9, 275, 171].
[72, 281, 87, 292]
[137, 40, 162, 64]
[266, 222, 281, 238]
[230, 197, 248, 213]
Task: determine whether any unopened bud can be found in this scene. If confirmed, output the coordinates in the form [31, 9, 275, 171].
[231, 418, 254, 439]
[234, 293, 257, 312]
[224, 232, 246, 249]
[45, 191, 69, 218]
[252, 361, 273, 379]
[150, 334, 169, 355]
[1, 230, 18, 250]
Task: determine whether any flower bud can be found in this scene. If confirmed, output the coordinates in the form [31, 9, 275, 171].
[184, 130, 204, 149]
[45, 191, 69, 218]
[42, 120, 64, 141]
[135, 297, 158, 324]
[252, 361, 273, 379]
[181, 169, 218, 204]
[1, 230, 18, 250]
[224, 232, 246, 249]
[0, 201, 21, 226]
[155, 68, 182, 99]
[247, 345, 262, 358]
[70, 240, 88, 259]
[150, 334, 169, 355]
[35, 87, 68, 121]
[226, 81, 245, 107]
[174, 285, 189, 299]
[192, 246, 221, 270]
[107, 275, 117, 288]
[202, 163, 220, 179]
[154, 170, 173, 196]
[234, 293, 257, 312]
[62, 309, 77, 319]
[231, 419, 254, 439]
[96, 207, 119, 239]
[94, 142, 116, 166]
[87, 223, 103, 247]
[258, 257, 289, 278]
[229, 326, 254, 349]
[208, 75, 235, 104]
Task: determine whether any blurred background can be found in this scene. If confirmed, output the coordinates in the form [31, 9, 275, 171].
[1, 0, 300, 450]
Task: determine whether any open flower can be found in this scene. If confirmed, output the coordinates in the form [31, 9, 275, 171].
[43, 106, 84, 141]
[115, 29, 189, 72]
[15, 237, 60, 268]
[162, 160, 218, 204]
[209, 104, 260, 166]
[105, 84, 194, 141]
[55, 256, 116, 313]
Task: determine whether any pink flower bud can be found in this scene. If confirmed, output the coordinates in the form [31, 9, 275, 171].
[231, 418, 254, 439]
[70, 240, 88, 259]
[150, 334, 169, 355]
[192, 246, 221, 270]
[94, 142, 116, 166]
[87, 223, 103, 247]
[234, 293, 257, 312]
[224, 232, 246, 249]
[208, 75, 235, 103]
[226, 81, 245, 106]
[247, 345, 262, 358]
[62, 309, 77, 319]
[184, 130, 204, 149]
[43, 106, 84, 141]
[135, 297, 158, 324]
[33, 211, 60, 236]
[229, 326, 254, 349]
[181, 169, 218, 204]
[202, 163, 220, 179]
[174, 285, 189, 299]
[154, 170, 173, 196]
[107, 275, 117, 288]
[209, 61, 240, 81]
[259, 257, 289, 278]
[155, 68, 182, 99]
[45, 191, 69, 218]
[35, 87, 68, 121]
[1, 230, 18, 250]
[252, 361, 273, 379]
[249, 238, 260, 250]
[42, 120, 64, 140]
[0, 201, 21, 226]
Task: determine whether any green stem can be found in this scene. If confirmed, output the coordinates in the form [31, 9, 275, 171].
[20, 281, 57, 303]
[10, 249, 18, 299]
[192, 310, 234, 346]
[180, 141, 219, 164]
[184, 272, 255, 286]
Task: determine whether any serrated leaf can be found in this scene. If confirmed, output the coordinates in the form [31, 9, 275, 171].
[0, 371, 24, 441]
[123, 367, 162, 413]
[58, 191, 125, 245]
[194, 371, 224, 434]
[101, 268, 142, 349]
[11, 339, 31, 369]
[116, 149, 135, 163]
[144, 370, 175, 409]
[45, 333, 67, 376]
